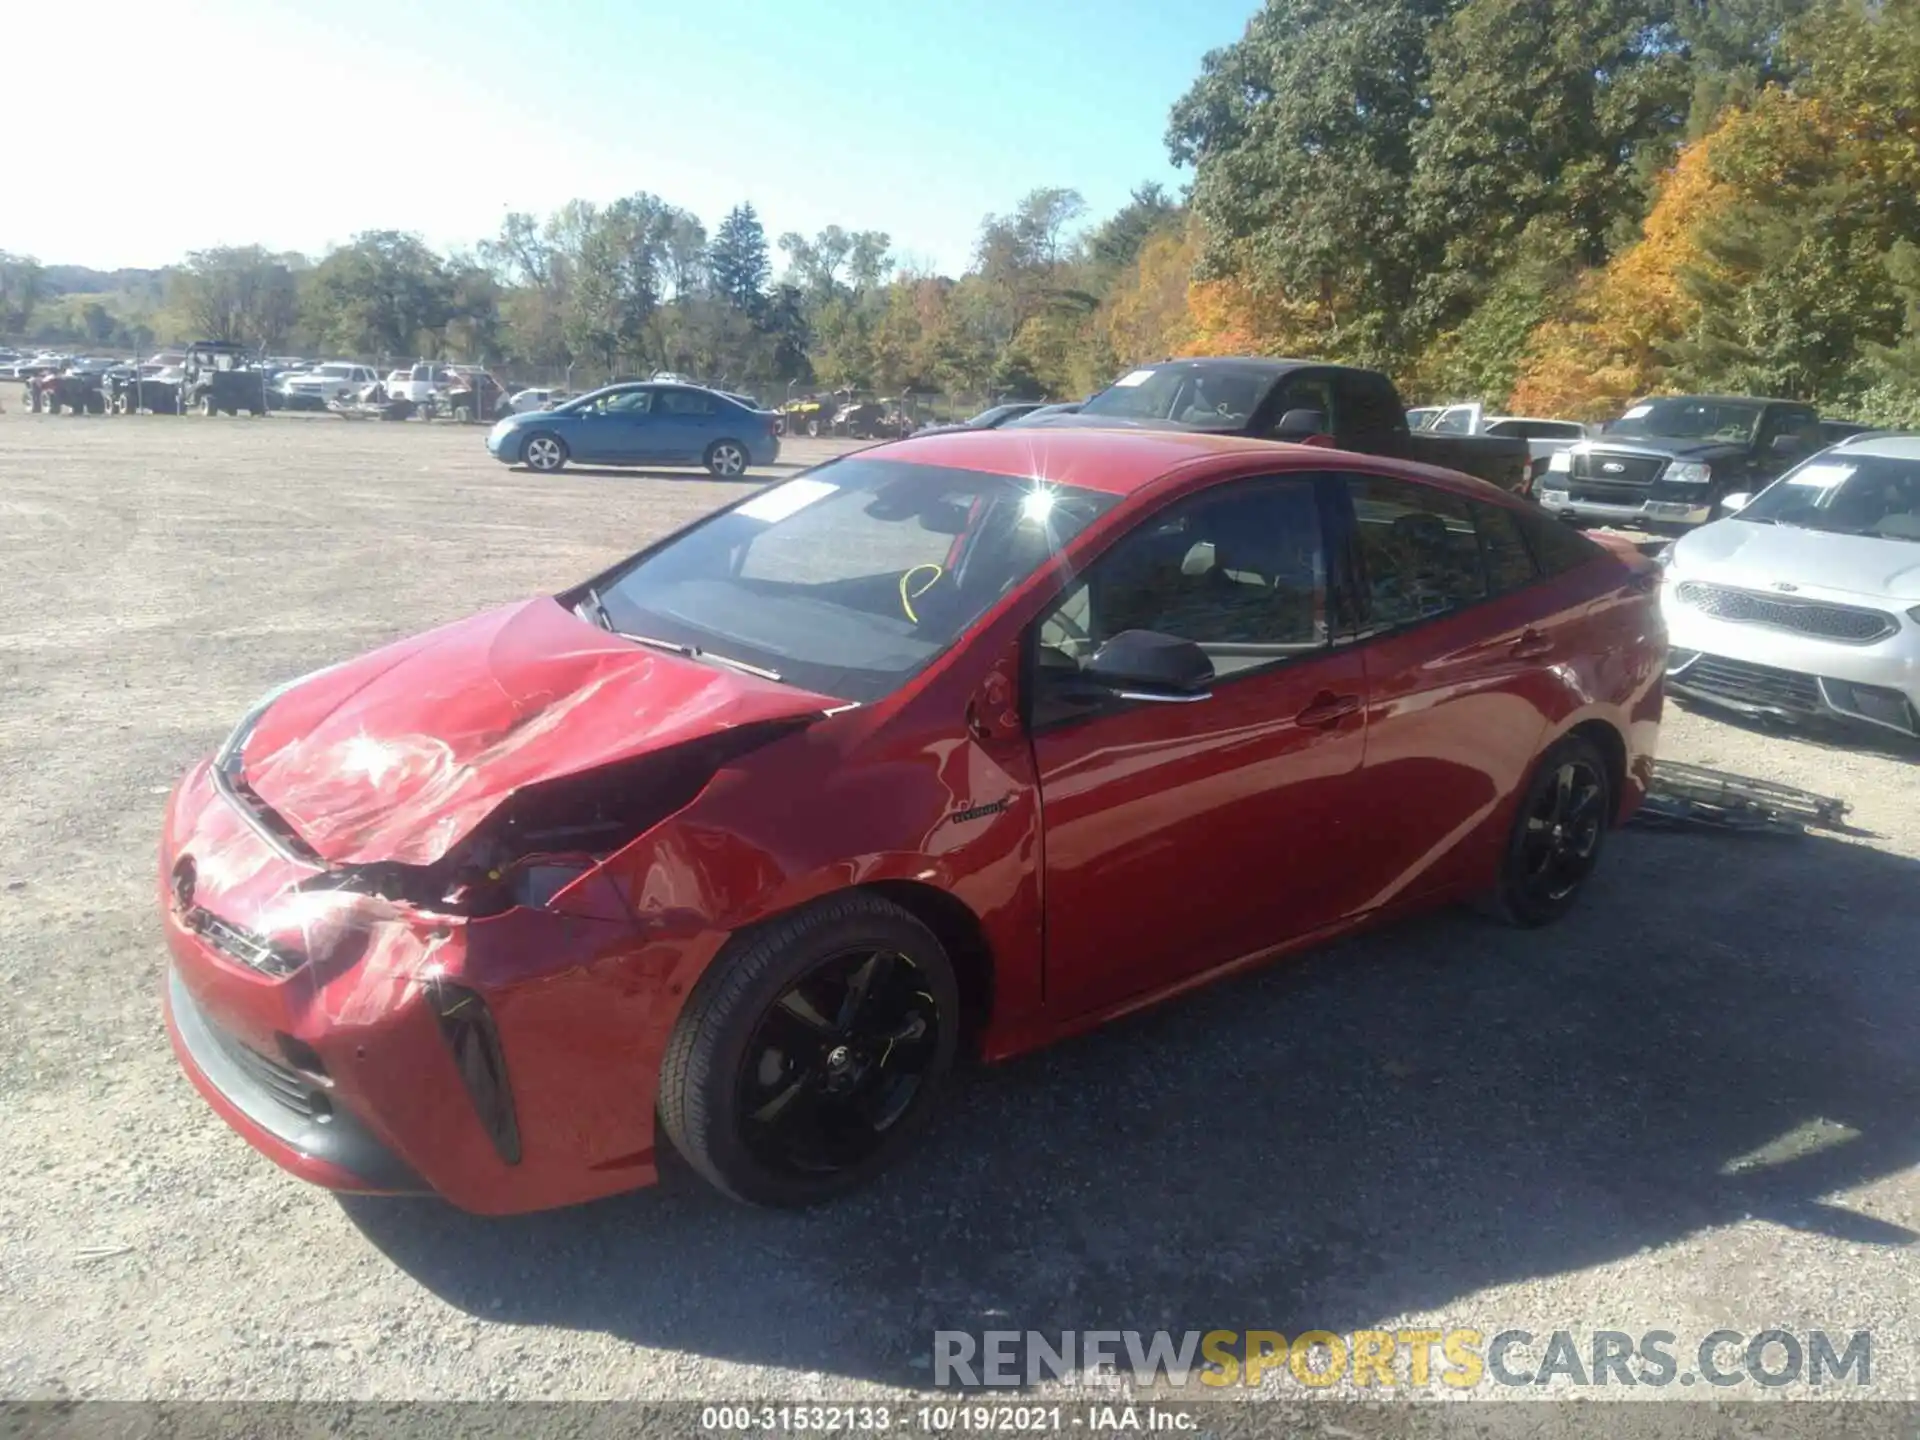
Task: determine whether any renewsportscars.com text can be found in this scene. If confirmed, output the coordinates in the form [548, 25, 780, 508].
[933, 1328, 1872, 1391]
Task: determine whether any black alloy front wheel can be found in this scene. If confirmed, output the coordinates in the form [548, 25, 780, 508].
[658, 894, 959, 1207]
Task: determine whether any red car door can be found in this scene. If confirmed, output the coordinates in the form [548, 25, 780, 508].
[1029, 473, 1373, 1019]
[1332, 472, 1580, 910]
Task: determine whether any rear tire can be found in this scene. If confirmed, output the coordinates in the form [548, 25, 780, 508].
[806, 417, 821, 438]
[658, 894, 960, 1208]
[705, 439, 749, 478]
[198, 395, 217, 417]
[1482, 734, 1612, 928]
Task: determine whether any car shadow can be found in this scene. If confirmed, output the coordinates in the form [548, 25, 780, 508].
[541, 465, 799, 483]
[342, 824, 1920, 1386]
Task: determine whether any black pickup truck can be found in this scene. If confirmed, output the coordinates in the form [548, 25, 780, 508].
[1533, 394, 1826, 532]
[1030, 357, 1532, 493]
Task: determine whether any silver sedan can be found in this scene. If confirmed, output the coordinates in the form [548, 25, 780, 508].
[1660, 432, 1920, 740]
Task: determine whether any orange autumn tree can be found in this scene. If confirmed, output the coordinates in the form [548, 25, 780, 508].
[1177, 238, 1338, 360]
[1511, 91, 1837, 418]
[1103, 225, 1199, 366]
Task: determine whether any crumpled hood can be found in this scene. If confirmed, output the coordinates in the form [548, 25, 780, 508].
[239, 598, 839, 867]
[1579, 436, 1746, 464]
[1673, 519, 1920, 603]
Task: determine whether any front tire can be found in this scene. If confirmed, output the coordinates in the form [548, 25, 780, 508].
[658, 894, 960, 1208]
[198, 395, 217, 417]
[1484, 734, 1612, 928]
[705, 439, 749, 478]
[520, 431, 568, 473]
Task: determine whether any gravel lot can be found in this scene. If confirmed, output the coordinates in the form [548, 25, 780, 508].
[1, 407, 1917, 1405]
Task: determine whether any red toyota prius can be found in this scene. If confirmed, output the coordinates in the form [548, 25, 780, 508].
[159, 428, 1664, 1212]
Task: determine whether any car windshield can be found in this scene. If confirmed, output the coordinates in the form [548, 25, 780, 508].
[1737, 455, 1920, 542]
[1605, 397, 1765, 443]
[1079, 363, 1266, 429]
[592, 457, 1118, 703]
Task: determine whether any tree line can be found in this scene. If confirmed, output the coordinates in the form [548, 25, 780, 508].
[5, 0, 1918, 421]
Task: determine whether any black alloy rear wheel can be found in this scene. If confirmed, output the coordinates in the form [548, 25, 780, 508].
[1486, 734, 1612, 927]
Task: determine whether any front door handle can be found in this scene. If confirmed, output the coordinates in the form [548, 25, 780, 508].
[1293, 691, 1362, 728]
[1511, 628, 1554, 660]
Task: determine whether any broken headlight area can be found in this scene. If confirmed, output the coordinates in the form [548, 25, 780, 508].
[295, 720, 810, 919]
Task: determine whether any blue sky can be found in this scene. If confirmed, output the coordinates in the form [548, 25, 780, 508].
[15, 0, 1254, 278]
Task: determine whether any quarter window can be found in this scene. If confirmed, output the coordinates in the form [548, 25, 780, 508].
[1474, 502, 1538, 595]
[1036, 478, 1328, 685]
[1513, 507, 1602, 577]
[1348, 476, 1487, 627]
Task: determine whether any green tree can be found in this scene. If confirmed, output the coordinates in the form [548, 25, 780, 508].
[170, 246, 302, 348]
[561, 194, 699, 378]
[1085, 182, 1182, 286]
[1409, 0, 1693, 330]
[303, 232, 451, 358]
[708, 203, 771, 315]
[1169, 0, 1451, 365]
[0, 252, 42, 338]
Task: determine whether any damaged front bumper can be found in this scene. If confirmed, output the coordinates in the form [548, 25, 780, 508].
[158, 757, 713, 1214]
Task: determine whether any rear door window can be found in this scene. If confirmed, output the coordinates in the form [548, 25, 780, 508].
[1345, 475, 1488, 628]
[657, 389, 718, 416]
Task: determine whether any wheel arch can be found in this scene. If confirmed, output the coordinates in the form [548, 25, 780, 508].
[1562, 716, 1629, 825]
[860, 879, 996, 1056]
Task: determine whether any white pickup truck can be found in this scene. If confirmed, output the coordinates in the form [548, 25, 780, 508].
[1413, 403, 1590, 489]
[384, 363, 468, 406]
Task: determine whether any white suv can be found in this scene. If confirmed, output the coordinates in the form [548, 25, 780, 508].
[283, 363, 378, 402]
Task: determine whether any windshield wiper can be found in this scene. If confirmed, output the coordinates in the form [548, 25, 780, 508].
[611, 627, 784, 682]
[696, 650, 783, 682]
[616, 631, 699, 658]
[574, 585, 617, 632]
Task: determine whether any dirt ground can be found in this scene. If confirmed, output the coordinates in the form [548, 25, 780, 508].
[2, 407, 1917, 1404]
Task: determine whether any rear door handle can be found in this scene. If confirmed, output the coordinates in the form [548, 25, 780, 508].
[1293, 691, 1362, 728]
[1511, 628, 1554, 660]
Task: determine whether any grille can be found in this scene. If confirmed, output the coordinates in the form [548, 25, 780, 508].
[1569, 483, 1650, 505]
[1572, 452, 1666, 486]
[1674, 582, 1897, 644]
[1669, 654, 1823, 713]
[206, 1025, 330, 1120]
[184, 907, 305, 977]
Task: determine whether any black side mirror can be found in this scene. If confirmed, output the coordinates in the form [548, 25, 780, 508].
[1273, 408, 1328, 440]
[1083, 630, 1214, 701]
[1770, 433, 1804, 456]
